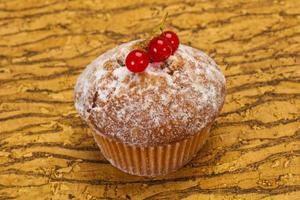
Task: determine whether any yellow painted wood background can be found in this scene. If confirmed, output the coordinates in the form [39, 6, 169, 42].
[0, 0, 300, 199]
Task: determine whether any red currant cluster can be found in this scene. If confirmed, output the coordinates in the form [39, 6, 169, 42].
[125, 31, 179, 73]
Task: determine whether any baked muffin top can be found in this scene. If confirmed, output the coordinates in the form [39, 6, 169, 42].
[74, 40, 226, 146]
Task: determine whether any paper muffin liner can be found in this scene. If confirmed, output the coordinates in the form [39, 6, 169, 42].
[92, 125, 211, 177]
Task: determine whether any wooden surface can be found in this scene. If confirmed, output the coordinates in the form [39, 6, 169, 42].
[0, 0, 299, 199]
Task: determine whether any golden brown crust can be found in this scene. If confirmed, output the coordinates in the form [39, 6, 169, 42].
[74, 40, 226, 146]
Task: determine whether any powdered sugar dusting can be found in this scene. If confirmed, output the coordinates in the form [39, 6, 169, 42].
[113, 67, 131, 82]
[74, 40, 226, 146]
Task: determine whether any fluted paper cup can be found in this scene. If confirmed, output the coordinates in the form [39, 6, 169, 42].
[92, 125, 211, 177]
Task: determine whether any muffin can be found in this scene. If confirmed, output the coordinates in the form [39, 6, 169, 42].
[74, 40, 226, 177]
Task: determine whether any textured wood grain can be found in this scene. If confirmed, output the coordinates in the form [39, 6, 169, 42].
[0, 0, 299, 199]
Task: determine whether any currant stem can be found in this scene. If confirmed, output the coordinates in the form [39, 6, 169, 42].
[159, 12, 168, 33]
[130, 13, 169, 51]
[153, 12, 168, 35]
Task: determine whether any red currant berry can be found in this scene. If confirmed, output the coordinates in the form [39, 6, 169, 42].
[125, 50, 149, 73]
[161, 31, 179, 54]
[148, 36, 172, 62]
